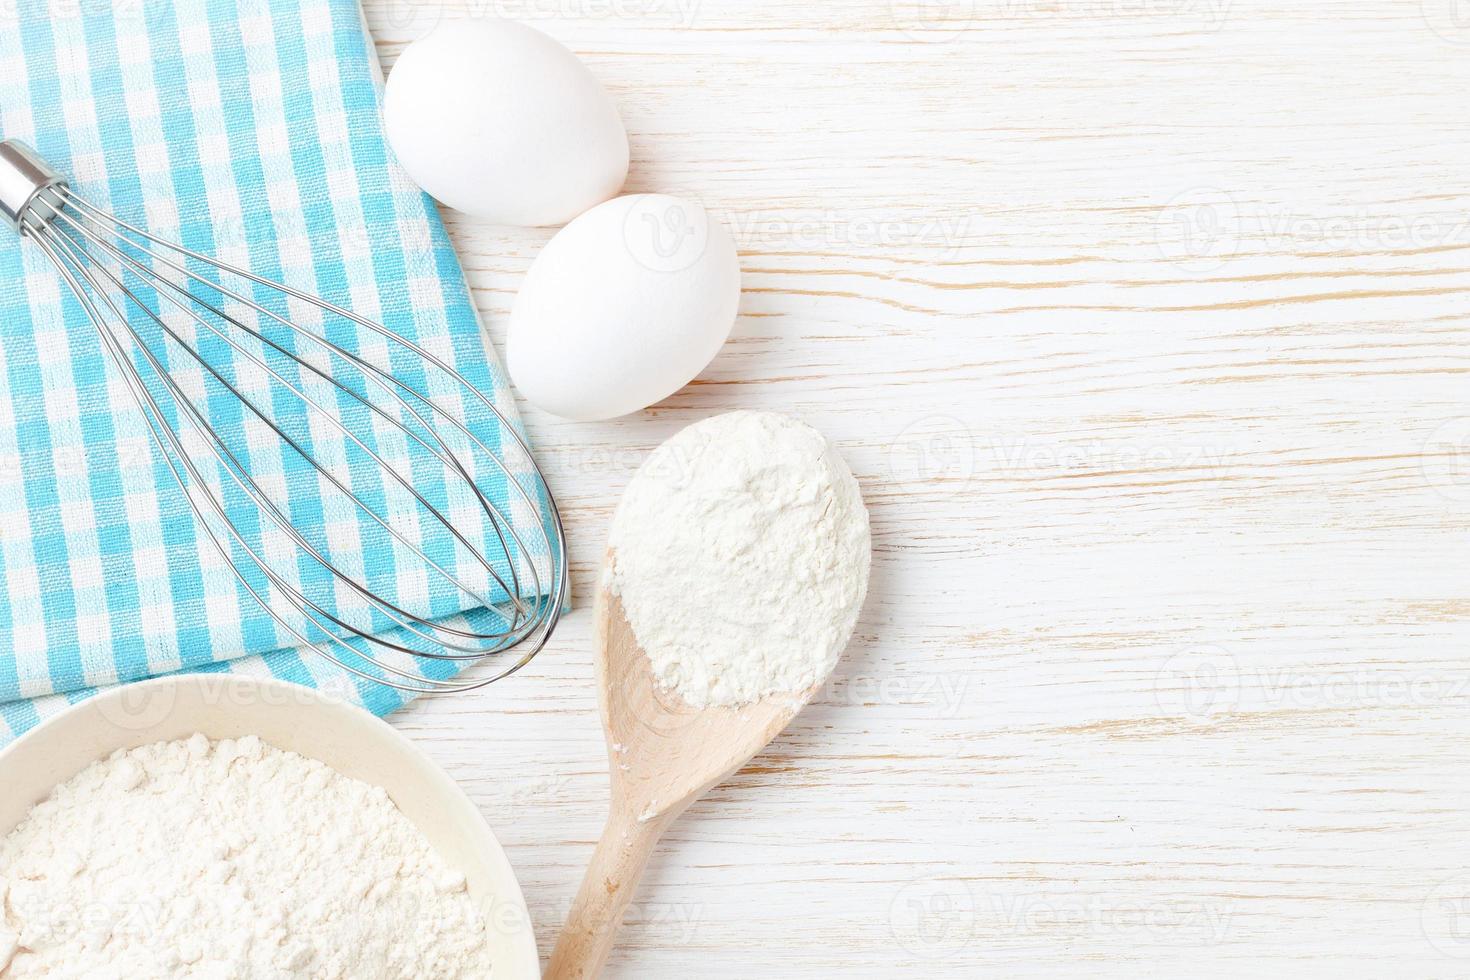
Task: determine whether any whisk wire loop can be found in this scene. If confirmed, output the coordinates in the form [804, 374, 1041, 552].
[51, 206, 521, 628]
[57, 193, 550, 614]
[34, 230, 466, 691]
[4, 140, 565, 694]
[55, 237, 519, 661]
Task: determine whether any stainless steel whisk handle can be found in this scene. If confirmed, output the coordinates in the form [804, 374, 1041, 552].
[0, 139, 67, 234]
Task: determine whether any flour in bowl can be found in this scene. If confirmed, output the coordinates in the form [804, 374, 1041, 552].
[0, 734, 496, 978]
[608, 411, 871, 708]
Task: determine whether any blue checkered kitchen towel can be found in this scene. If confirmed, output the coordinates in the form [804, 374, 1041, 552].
[0, 0, 547, 746]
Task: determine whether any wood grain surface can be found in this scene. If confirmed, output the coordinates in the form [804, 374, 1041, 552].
[363, 1, 1470, 975]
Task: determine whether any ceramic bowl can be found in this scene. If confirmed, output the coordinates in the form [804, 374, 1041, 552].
[0, 674, 538, 977]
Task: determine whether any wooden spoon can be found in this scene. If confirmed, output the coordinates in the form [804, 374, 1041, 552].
[545, 559, 826, 979]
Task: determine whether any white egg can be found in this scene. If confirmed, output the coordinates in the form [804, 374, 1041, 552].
[508, 194, 741, 421]
[383, 19, 628, 226]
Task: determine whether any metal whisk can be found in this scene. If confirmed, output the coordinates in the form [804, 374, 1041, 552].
[0, 139, 565, 693]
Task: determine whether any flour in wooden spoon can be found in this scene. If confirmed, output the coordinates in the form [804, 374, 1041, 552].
[608, 411, 870, 708]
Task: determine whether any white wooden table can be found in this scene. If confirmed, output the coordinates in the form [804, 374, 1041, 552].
[365, 2, 1470, 974]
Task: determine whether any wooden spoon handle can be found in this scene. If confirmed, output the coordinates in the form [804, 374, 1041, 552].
[546, 806, 670, 979]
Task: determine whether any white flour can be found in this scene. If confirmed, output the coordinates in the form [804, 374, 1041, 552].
[0, 734, 495, 979]
[608, 411, 870, 708]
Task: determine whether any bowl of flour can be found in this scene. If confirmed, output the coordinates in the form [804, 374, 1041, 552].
[0, 675, 538, 978]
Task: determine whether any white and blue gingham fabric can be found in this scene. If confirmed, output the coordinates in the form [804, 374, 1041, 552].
[0, 0, 543, 746]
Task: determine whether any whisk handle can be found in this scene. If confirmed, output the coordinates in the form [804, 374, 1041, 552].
[0, 139, 68, 235]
